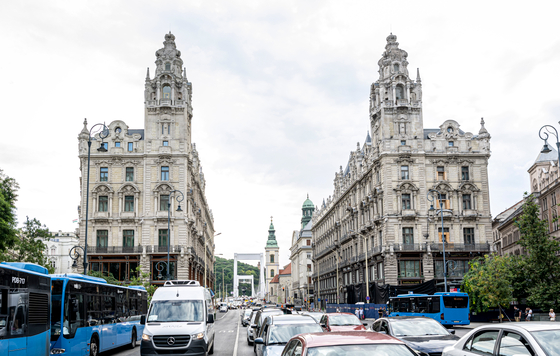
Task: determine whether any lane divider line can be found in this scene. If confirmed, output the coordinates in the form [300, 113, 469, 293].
[233, 310, 241, 356]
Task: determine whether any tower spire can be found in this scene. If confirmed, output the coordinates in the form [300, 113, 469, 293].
[416, 68, 421, 83]
[145, 67, 150, 81]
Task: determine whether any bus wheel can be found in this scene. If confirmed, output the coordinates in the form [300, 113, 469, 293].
[90, 336, 99, 356]
[130, 328, 137, 348]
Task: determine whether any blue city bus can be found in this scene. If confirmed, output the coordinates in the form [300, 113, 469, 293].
[388, 292, 470, 326]
[0, 262, 51, 356]
[50, 273, 147, 355]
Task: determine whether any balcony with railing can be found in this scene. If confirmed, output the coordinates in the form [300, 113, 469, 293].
[429, 242, 490, 252]
[88, 246, 143, 254]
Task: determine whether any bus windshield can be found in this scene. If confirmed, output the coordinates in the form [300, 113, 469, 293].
[148, 300, 204, 322]
[51, 280, 63, 341]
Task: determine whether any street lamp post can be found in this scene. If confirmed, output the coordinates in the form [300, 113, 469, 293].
[204, 232, 221, 288]
[164, 190, 184, 280]
[222, 267, 225, 301]
[213, 253, 223, 291]
[81, 121, 109, 275]
[427, 189, 451, 293]
[538, 124, 560, 163]
[350, 230, 370, 303]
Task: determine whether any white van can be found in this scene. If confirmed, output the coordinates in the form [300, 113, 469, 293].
[140, 280, 215, 355]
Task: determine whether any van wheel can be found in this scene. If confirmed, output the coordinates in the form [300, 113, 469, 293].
[130, 328, 137, 348]
[208, 340, 214, 355]
[90, 336, 99, 356]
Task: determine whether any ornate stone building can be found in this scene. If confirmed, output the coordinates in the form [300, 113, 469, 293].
[289, 196, 315, 306]
[311, 34, 493, 305]
[77, 33, 215, 286]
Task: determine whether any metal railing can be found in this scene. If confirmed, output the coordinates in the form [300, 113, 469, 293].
[88, 246, 143, 254]
[430, 243, 490, 252]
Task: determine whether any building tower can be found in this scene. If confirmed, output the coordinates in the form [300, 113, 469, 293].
[77, 33, 215, 287]
[265, 218, 280, 302]
[301, 195, 315, 229]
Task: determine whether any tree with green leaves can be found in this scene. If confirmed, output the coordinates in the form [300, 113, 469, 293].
[129, 266, 158, 302]
[0, 169, 19, 251]
[0, 216, 54, 273]
[514, 194, 560, 310]
[88, 270, 121, 285]
[462, 254, 514, 315]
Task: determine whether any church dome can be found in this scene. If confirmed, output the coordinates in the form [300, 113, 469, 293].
[302, 195, 314, 209]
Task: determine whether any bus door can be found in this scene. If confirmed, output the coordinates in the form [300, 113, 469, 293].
[0, 288, 8, 355]
[7, 291, 28, 356]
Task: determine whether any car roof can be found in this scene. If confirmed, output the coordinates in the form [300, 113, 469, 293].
[383, 316, 438, 322]
[296, 331, 405, 347]
[325, 312, 356, 316]
[473, 322, 560, 333]
[268, 315, 317, 324]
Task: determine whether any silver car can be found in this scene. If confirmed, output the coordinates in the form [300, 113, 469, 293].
[442, 323, 560, 356]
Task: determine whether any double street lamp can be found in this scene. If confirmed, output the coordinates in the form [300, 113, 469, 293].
[156, 190, 184, 280]
[539, 123, 560, 163]
[427, 189, 452, 293]
[73, 121, 109, 275]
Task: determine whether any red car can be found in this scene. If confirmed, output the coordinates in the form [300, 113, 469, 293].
[280, 331, 419, 356]
[319, 313, 367, 332]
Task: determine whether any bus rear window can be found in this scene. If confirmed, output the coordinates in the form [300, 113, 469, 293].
[443, 297, 468, 308]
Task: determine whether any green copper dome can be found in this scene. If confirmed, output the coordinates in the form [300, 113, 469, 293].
[266, 218, 279, 248]
[301, 194, 315, 229]
[303, 196, 314, 209]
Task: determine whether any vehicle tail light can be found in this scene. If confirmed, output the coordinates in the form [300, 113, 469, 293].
[440, 313, 444, 320]
[468, 313, 470, 321]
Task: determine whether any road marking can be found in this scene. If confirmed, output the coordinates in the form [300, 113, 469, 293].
[233, 310, 240, 356]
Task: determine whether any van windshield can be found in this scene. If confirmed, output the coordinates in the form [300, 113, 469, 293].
[148, 300, 204, 322]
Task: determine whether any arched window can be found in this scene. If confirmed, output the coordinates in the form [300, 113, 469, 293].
[393, 63, 399, 72]
[270, 269, 275, 277]
[395, 85, 404, 100]
[165, 63, 171, 71]
[162, 85, 171, 99]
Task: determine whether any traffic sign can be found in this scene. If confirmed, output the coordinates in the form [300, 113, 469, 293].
[366, 296, 370, 301]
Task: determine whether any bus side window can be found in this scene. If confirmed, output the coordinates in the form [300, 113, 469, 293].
[417, 298, 429, 313]
[0, 289, 7, 337]
[430, 297, 441, 313]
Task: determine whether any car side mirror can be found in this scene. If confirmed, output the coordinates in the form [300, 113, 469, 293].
[254, 338, 264, 344]
[207, 314, 215, 324]
[140, 315, 146, 325]
[251, 324, 257, 328]
[362, 323, 368, 327]
[449, 329, 456, 334]
[320, 323, 326, 328]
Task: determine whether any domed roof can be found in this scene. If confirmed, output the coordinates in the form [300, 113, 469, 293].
[302, 194, 314, 209]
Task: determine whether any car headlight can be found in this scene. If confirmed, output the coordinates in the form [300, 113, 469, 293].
[142, 333, 152, 341]
[193, 332, 205, 340]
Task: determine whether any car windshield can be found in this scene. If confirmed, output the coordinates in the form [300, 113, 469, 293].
[329, 315, 361, 326]
[307, 344, 414, 356]
[268, 324, 323, 344]
[391, 319, 449, 337]
[531, 329, 560, 355]
[147, 300, 203, 322]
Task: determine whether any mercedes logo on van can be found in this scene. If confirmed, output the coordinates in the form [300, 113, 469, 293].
[167, 337, 175, 346]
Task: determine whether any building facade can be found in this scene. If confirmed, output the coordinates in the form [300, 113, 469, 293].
[311, 34, 493, 305]
[289, 196, 315, 306]
[77, 33, 215, 286]
[43, 230, 79, 274]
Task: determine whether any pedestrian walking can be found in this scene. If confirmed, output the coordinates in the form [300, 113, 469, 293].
[550, 309, 556, 321]
[355, 307, 360, 319]
[359, 307, 364, 320]
[514, 306, 521, 322]
[525, 307, 533, 321]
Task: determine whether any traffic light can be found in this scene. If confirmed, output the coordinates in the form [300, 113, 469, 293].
[282, 287, 285, 291]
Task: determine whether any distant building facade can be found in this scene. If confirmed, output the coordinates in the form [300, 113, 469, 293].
[77, 33, 215, 286]
[44, 230, 79, 274]
[311, 34, 493, 305]
[289, 196, 315, 306]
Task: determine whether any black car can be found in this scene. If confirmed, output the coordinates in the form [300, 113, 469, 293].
[371, 316, 459, 356]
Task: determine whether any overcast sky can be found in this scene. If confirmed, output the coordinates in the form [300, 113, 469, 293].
[1, 1, 559, 268]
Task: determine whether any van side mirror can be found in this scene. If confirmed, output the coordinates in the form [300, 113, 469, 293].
[207, 314, 214, 323]
[140, 315, 146, 325]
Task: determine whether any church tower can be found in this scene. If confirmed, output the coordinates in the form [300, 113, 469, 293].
[301, 195, 315, 229]
[369, 33, 423, 154]
[144, 32, 193, 149]
[265, 218, 280, 302]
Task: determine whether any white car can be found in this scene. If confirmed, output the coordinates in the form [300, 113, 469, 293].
[219, 305, 228, 313]
[442, 323, 560, 356]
